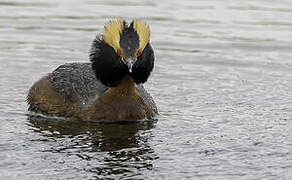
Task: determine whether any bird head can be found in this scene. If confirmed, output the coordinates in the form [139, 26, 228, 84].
[103, 19, 150, 72]
[90, 19, 154, 87]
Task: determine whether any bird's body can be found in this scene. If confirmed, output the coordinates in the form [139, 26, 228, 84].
[27, 20, 158, 121]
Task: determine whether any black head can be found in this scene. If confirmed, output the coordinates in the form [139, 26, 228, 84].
[89, 20, 154, 87]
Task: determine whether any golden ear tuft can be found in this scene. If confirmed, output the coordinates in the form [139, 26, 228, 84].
[103, 20, 125, 51]
[133, 20, 150, 51]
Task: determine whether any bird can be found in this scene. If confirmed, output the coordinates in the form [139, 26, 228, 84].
[27, 19, 158, 121]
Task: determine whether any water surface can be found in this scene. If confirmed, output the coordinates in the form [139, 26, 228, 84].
[1, 0, 292, 179]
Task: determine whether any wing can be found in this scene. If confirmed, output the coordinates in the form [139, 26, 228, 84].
[49, 63, 108, 106]
[136, 84, 158, 114]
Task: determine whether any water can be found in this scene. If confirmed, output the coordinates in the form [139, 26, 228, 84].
[1, 0, 292, 179]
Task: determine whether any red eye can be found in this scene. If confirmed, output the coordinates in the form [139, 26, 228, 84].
[136, 50, 142, 57]
[117, 49, 123, 57]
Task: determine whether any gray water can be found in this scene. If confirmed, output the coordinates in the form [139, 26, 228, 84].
[1, 0, 292, 179]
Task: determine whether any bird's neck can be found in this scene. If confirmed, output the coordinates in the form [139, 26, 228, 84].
[106, 75, 137, 96]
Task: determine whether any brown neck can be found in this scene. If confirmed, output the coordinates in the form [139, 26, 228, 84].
[107, 75, 137, 95]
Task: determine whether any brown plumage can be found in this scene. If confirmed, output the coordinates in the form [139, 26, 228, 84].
[27, 75, 156, 121]
[27, 20, 157, 121]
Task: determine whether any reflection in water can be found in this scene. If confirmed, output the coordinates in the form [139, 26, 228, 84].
[1, 0, 291, 178]
[27, 115, 158, 178]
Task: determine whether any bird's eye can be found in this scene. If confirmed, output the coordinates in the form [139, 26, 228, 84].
[117, 49, 123, 57]
[136, 50, 142, 57]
